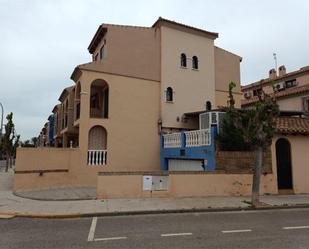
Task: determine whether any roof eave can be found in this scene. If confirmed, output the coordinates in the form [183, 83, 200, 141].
[152, 17, 218, 40]
[71, 66, 83, 82]
[88, 25, 108, 54]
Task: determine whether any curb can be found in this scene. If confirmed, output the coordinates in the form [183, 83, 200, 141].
[1, 204, 309, 219]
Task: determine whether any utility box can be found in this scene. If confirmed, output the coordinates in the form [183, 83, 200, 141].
[143, 175, 168, 191]
[143, 176, 153, 190]
[152, 175, 168, 190]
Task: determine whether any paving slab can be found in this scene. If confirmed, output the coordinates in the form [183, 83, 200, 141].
[14, 187, 96, 201]
[260, 194, 309, 206]
[0, 170, 14, 191]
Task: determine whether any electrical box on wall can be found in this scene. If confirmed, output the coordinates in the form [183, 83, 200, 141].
[143, 176, 153, 190]
[143, 175, 168, 191]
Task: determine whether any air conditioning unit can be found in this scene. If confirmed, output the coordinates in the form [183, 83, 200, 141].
[275, 82, 285, 90]
[199, 112, 225, 133]
[244, 91, 252, 98]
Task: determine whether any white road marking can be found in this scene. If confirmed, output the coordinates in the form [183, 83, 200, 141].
[161, 232, 192, 237]
[222, 229, 252, 233]
[94, 236, 127, 241]
[283, 226, 309, 230]
[87, 217, 98, 242]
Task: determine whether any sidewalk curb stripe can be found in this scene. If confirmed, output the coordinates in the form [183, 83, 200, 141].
[161, 233, 192, 237]
[222, 229, 252, 233]
[94, 237, 127, 241]
[283, 226, 309, 230]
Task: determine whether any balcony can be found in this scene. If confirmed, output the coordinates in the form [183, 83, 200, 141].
[163, 129, 211, 148]
[90, 108, 106, 118]
[160, 128, 216, 171]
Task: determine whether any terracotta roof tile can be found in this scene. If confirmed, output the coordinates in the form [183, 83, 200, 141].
[241, 84, 309, 107]
[276, 117, 309, 135]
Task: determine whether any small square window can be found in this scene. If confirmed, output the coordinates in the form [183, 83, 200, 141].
[285, 79, 297, 88]
[253, 88, 262, 96]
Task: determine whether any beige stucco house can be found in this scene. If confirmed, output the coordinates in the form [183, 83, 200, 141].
[16, 18, 309, 198]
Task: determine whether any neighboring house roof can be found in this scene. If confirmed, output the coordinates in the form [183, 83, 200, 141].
[48, 114, 54, 121]
[276, 117, 309, 135]
[242, 66, 309, 90]
[52, 104, 61, 114]
[58, 86, 74, 102]
[241, 84, 309, 107]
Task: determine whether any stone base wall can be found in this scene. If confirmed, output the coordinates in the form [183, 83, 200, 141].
[216, 148, 272, 173]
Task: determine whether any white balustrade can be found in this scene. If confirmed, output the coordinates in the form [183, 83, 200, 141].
[88, 150, 107, 165]
[163, 133, 182, 148]
[184, 129, 211, 147]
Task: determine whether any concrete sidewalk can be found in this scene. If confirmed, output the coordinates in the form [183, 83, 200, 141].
[1, 189, 309, 218]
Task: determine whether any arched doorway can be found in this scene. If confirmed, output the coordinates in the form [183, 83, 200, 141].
[88, 126, 107, 165]
[275, 138, 293, 190]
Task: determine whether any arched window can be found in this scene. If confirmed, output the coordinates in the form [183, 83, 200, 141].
[206, 101, 212, 111]
[180, 53, 187, 68]
[166, 87, 173, 102]
[88, 125, 107, 165]
[192, 56, 198, 69]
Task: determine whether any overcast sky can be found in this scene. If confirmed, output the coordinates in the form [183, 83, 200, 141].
[0, 0, 308, 140]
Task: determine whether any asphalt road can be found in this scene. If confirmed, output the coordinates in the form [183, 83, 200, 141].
[0, 208, 309, 249]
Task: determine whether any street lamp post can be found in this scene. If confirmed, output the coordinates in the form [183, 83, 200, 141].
[0, 102, 3, 138]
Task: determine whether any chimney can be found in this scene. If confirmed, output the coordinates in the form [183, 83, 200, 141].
[278, 65, 286, 77]
[269, 68, 277, 80]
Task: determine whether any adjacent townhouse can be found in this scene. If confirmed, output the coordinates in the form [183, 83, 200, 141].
[242, 65, 309, 114]
[241, 66, 309, 194]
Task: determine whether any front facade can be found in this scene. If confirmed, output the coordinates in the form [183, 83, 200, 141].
[15, 18, 243, 192]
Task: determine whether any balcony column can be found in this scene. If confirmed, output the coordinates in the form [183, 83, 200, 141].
[204, 126, 217, 171]
[181, 130, 186, 148]
[78, 80, 90, 165]
[62, 133, 68, 148]
[160, 135, 168, 171]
